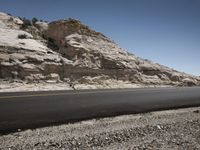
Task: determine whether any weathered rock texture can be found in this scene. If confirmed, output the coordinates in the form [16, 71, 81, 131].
[0, 12, 199, 87]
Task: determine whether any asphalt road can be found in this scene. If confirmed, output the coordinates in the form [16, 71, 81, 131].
[0, 87, 200, 134]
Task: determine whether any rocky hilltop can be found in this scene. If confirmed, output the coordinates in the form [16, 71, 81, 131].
[0, 12, 199, 90]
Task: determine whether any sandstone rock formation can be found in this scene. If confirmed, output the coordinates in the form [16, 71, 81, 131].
[0, 12, 199, 88]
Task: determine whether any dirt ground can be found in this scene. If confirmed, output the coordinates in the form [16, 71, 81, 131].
[0, 107, 200, 150]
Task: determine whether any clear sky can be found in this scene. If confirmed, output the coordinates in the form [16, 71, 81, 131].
[0, 0, 200, 76]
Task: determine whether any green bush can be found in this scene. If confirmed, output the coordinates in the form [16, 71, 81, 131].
[32, 17, 38, 24]
[20, 17, 31, 29]
[18, 34, 28, 39]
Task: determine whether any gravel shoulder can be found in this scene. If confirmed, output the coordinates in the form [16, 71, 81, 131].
[0, 80, 171, 92]
[0, 107, 200, 150]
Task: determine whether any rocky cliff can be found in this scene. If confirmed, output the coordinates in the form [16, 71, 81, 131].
[0, 12, 199, 89]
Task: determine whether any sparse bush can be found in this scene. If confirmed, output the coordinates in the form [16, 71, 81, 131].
[7, 13, 12, 16]
[20, 17, 31, 29]
[32, 17, 38, 24]
[18, 34, 28, 39]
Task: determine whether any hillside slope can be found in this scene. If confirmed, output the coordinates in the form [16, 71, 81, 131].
[0, 12, 199, 90]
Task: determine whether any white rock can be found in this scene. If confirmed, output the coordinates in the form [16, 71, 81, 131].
[0, 28, 48, 53]
[34, 21, 48, 32]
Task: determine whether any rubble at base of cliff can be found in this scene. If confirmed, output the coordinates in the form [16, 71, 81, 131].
[0, 78, 170, 92]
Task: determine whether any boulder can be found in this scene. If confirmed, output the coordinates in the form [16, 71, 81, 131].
[34, 21, 48, 33]
[46, 73, 60, 81]
[183, 78, 197, 86]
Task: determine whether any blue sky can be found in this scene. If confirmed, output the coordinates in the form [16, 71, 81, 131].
[1, 0, 200, 76]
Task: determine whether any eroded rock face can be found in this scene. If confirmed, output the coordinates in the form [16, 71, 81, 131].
[0, 12, 199, 86]
[0, 13, 73, 82]
[0, 12, 23, 29]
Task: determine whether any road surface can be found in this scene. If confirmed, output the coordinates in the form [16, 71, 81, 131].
[0, 87, 200, 133]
